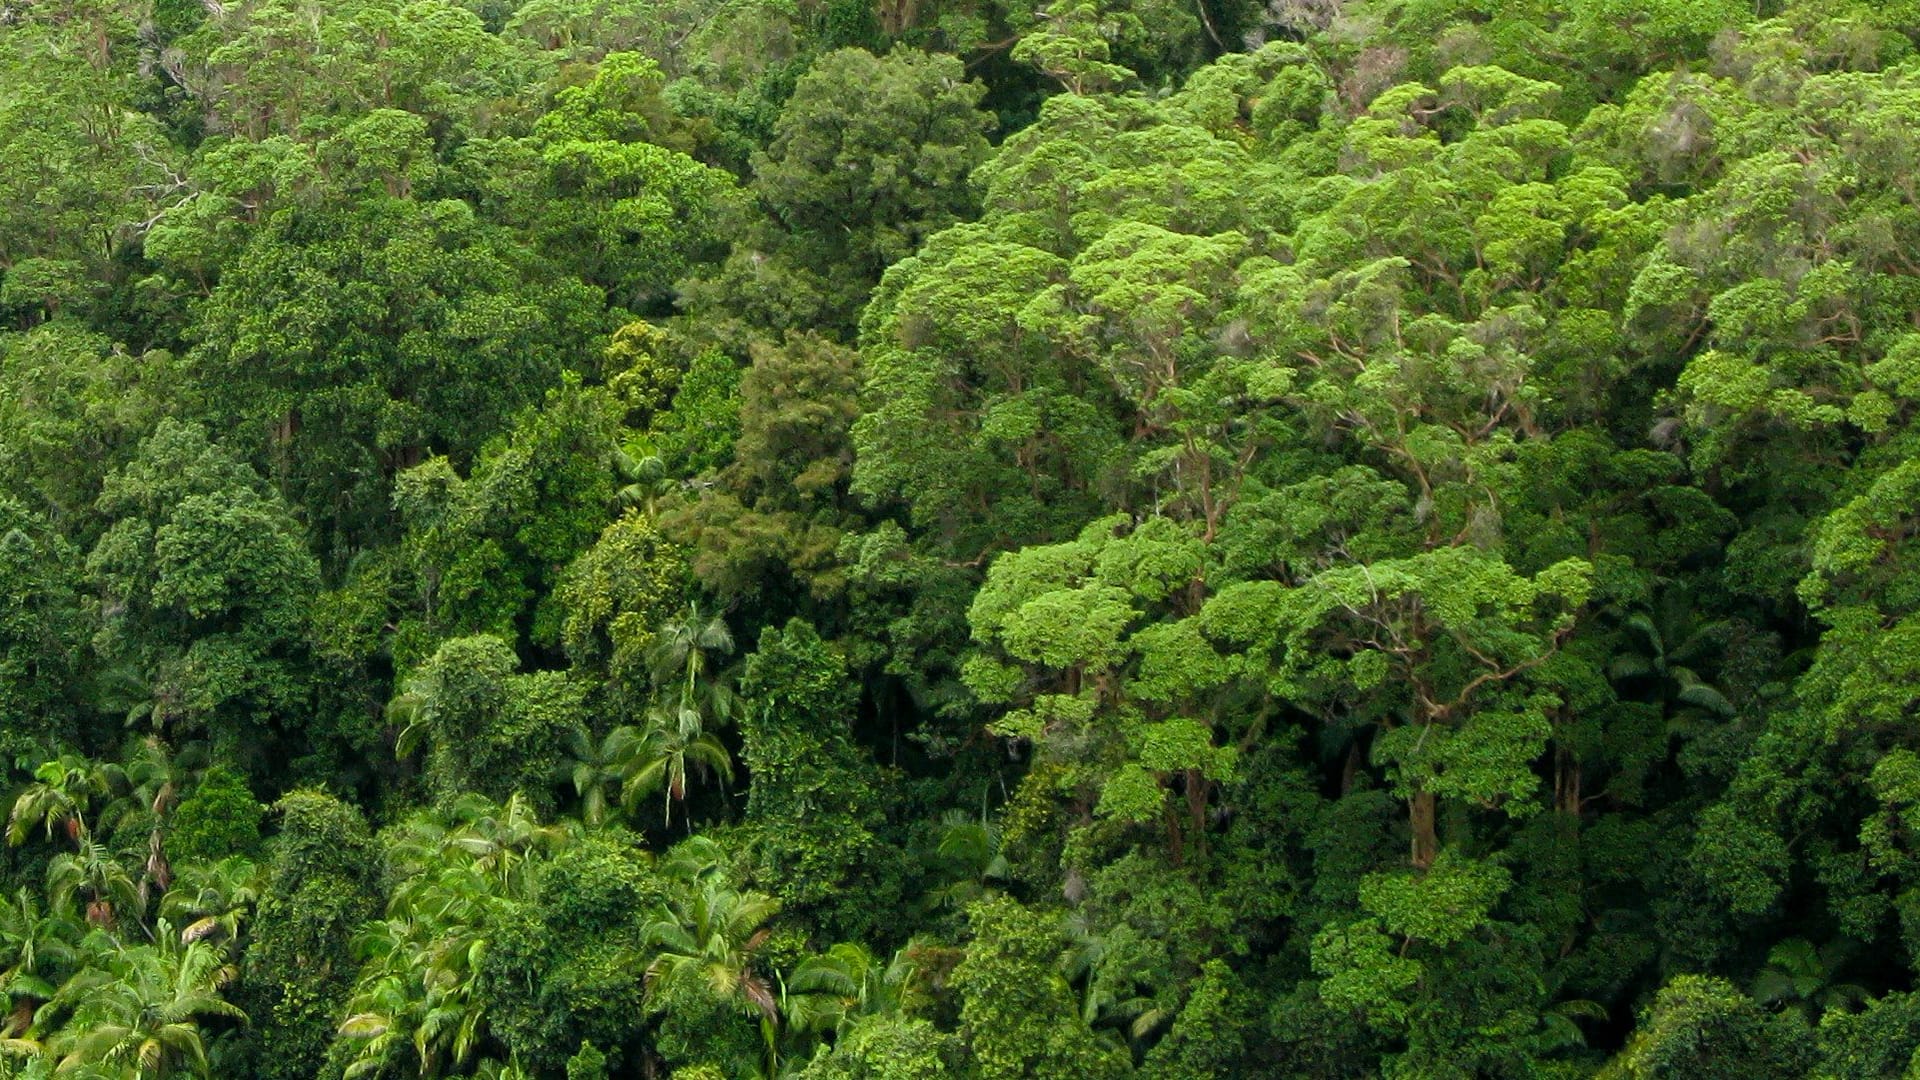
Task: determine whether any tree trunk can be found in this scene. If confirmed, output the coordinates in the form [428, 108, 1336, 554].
[1341, 740, 1362, 795]
[1164, 792, 1185, 868]
[1185, 768, 1210, 862]
[1554, 743, 1581, 816]
[1410, 788, 1438, 870]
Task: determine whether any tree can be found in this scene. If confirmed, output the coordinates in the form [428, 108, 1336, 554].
[107, 737, 211, 906]
[738, 621, 893, 937]
[923, 810, 1012, 911]
[640, 869, 782, 1073]
[8, 756, 123, 849]
[179, 0, 526, 142]
[159, 857, 262, 951]
[0, 32, 173, 303]
[236, 791, 379, 1080]
[557, 510, 688, 691]
[1309, 852, 1555, 1072]
[952, 896, 1128, 1080]
[793, 1015, 963, 1080]
[643, 878, 781, 1020]
[167, 765, 263, 865]
[562, 725, 640, 828]
[184, 192, 602, 551]
[851, 226, 1112, 560]
[656, 331, 864, 604]
[389, 375, 634, 658]
[1013, 0, 1139, 95]
[0, 497, 85, 758]
[689, 47, 995, 336]
[338, 796, 571, 1078]
[1208, 547, 1592, 868]
[0, 887, 81, 1037]
[1606, 975, 1817, 1079]
[45, 934, 245, 1079]
[0, 323, 188, 531]
[617, 712, 734, 830]
[480, 831, 658, 1071]
[1814, 991, 1920, 1080]
[86, 421, 319, 762]
[46, 837, 141, 930]
[783, 943, 883, 1039]
[396, 635, 587, 807]
[961, 516, 1236, 869]
[506, 51, 735, 311]
[1751, 938, 1868, 1022]
[648, 603, 738, 721]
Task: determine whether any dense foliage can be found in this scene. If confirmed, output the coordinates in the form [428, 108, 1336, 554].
[6, 0, 1920, 1075]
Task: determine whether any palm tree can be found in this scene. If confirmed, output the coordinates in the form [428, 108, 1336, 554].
[1528, 997, 1608, 1055]
[335, 919, 426, 1077]
[0, 888, 81, 1036]
[643, 879, 781, 1021]
[656, 835, 728, 885]
[646, 604, 739, 736]
[8, 755, 124, 848]
[107, 738, 207, 905]
[778, 940, 936, 1066]
[781, 941, 929, 1037]
[562, 725, 642, 827]
[614, 436, 678, 512]
[1752, 937, 1869, 1021]
[339, 901, 494, 1079]
[384, 793, 570, 905]
[158, 858, 260, 950]
[781, 943, 875, 1040]
[48, 838, 142, 930]
[92, 657, 187, 736]
[340, 796, 568, 1078]
[595, 604, 742, 833]
[619, 711, 734, 830]
[924, 808, 1012, 911]
[1062, 911, 1165, 1043]
[473, 1056, 535, 1080]
[1607, 596, 1739, 735]
[440, 793, 572, 899]
[47, 931, 244, 1079]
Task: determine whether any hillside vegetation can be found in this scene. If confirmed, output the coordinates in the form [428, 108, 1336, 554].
[3, 0, 1920, 1075]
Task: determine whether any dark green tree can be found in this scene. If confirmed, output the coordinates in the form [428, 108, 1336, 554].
[689, 47, 995, 336]
[236, 790, 380, 1080]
